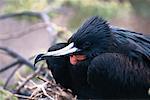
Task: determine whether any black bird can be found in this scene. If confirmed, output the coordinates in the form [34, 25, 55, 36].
[34, 16, 150, 99]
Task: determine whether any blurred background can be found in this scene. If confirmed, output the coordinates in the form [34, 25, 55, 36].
[0, 0, 150, 95]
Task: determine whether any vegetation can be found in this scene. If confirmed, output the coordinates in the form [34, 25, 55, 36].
[2, 0, 132, 29]
[0, 89, 18, 100]
[4, 0, 48, 13]
[63, 0, 131, 30]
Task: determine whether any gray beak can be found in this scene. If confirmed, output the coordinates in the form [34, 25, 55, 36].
[43, 42, 79, 56]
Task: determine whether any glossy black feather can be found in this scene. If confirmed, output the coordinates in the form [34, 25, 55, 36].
[87, 53, 150, 98]
[46, 43, 72, 89]
[111, 28, 150, 60]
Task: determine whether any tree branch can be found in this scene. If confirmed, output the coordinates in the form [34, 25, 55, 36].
[0, 11, 58, 44]
[0, 23, 47, 41]
[0, 55, 35, 73]
[0, 11, 42, 20]
[14, 93, 35, 100]
[0, 61, 19, 73]
[16, 66, 42, 92]
[0, 47, 35, 69]
[4, 63, 22, 89]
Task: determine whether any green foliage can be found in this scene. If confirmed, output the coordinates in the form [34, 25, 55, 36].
[1, 0, 49, 22]
[4, 0, 48, 13]
[0, 89, 18, 100]
[63, 0, 131, 30]
[2, 0, 64, 22]
[2, 0, 132, 29]
[0, 81, 4, 87]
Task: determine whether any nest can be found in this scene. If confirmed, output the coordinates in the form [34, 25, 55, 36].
[14, 66, 76, 100]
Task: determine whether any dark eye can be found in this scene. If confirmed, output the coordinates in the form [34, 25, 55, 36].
[82, 42, 91, 49]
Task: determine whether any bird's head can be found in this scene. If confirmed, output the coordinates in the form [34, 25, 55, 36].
[34, 16, 113, 65]
[34, 43, 70, 67]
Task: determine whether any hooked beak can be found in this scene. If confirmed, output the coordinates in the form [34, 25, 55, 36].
[34, 42, 80, 66]
[34, 54, 45, 66]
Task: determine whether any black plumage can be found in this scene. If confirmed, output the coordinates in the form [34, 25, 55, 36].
[46, 43, 72, 89]
[35, 16, 150, 99]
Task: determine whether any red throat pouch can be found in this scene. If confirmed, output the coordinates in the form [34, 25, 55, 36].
[70, 55, 86, 65]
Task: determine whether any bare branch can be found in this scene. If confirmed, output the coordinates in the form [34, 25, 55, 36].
[40, 13, 58, 44]
[4, 64, 22, 89]
[0, 11, 42, 20]
[16, 66, 42, 92]
[0, 11, 59, 44]
[0, 23, 47, 41]
[0, 47, 35, 69]
[14, 93, 35, 100]
[37, 76, 49, 82]
[0, 55, 35, 73]
[0, 61, 19, 73]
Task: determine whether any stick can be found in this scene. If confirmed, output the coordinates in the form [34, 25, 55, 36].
[0, 61, 19, 73]
[0, 47, 35, 70]
[0, 54, 35, 73]
[14, 94, 35, 100]
[3, 64, 22, 89]
[16, 66, 42, 92]
[0, 11, 41, 20]
[0, 23, 47, 41]
[37, 76, 49, 82]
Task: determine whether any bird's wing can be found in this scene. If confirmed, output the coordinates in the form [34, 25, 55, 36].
[111, 27, 150, 60]
[87, 53, 150, 96]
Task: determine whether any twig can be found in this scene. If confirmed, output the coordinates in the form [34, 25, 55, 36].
[31, 92, 43, 99]
[3, 63, 22, 89]
[40, 13, 59, 45]
[29, 81, 54, 100]
[0, 55, 35, 73]
[37, 76, 49, 82]
[16, 73, 37, 90]
[0, 61, 19, 73]
[0, 47, 35, 70]
[0, 11, 59, 44]
[14, 94, 35, 100]
[16, 66, 42, 92]
[15, 68, 75, 100]
[16, 72, 29, 82]
[47, 68, 56, 83]
[41, 83, 54, 100]
[0, 11, 42, 20]
[0, 23, 47, 41]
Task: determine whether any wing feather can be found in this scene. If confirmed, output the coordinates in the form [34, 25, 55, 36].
[111, 28, 150, 60]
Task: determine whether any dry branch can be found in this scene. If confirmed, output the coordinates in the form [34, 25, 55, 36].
[16, 66, 42, 92]
[0, 23, 47, 41]
[0, 47, 35, 69]
[14, 93, 35, 100]
[0, 11, 58, 45]
[0, 61, 19, 73]
[0, 11, 42, 20]
[3, 64, 22, 89]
